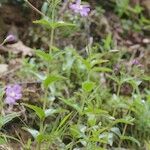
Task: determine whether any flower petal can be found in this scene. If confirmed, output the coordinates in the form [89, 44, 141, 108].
[5, 97, 16, 105]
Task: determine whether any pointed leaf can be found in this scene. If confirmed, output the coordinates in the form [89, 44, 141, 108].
[60, 98, 82, 114]
[36, 50, 52, 62]
[91, 59, 109, 67]
[82, 81, 96, 92]
[0, 137, 6, 144]
[23, 103, 45, 120]
[43, 75, 63, 88]
[56, 112, 72, 131]
[45, 108, 67, 117]
[120, 135, 140, 146]
[92, 67, 112, 72]
[34, 19, 76, 29]
[22, 127, 39, 139]
[0, 112, 20, 129]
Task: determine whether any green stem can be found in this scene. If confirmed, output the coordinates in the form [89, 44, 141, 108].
[36, 119, 44, 150]
[37, 1, 56, 149]
[49, 28, 55, 55]
[118, 110, 131, 148]
[117, 83, 121, 97]
[112, 84, 121, 117]
[43, 0, 56, 111]
[49, 0, 55, 55]
[118, 124, 127, 148]
[43, 90, 48, 110]
[81, 93, 87, 114]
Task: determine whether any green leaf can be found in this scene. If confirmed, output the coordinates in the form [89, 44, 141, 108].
[63, 50, 75, 72]
[52, 21, 76, 29]
[84, 107, 108, 115]
[103, 33, 112, 50]
[70, 125, 82, 138]
[92, 67, 112, 73]
[41, 2, 48, 14]
[34, 19, 76, 29]
[36, 50, 52, 62]
[45, 108, 67, 117]
[90, 53, 104, 60]
[22, 127, 39, 139]
[107, 74, 120, 84]
[51, 46, 60, 52]
[23, 103, 45, 120]
[0, 112, 20, 129]
[60, 98, 82, 114]
[87, 114, 96, 126]
[82, 59, 91, 70]
[33, 19, 52, 29]
[23, 127, 50, 142]
[82, 81, 96, 92]
[56, 112, 72, 131]
[0, 137, 6, 144]
[142, 75, 150, 81]
[91, 59, 109, 67]
[43, 75, 63, 88]
[30, 71, 45, 80]
[113, 116, 135, 126]
[120, 135, 140, 146]
[75, 55, 91, 70]
[36, 134, 50, 143]
[110, 127, 121, 136]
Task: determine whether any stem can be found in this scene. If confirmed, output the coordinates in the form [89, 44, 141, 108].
[118, 110, 131, 148]
[118, 124, 127, 148]
[25, 0, 45, 17]
[49, 0, 55, 55]
[37, 2, 56, 148]
[117, 83, 121, 97]
[44, 0, 56, 110]
[43, 90, 48, 110]
[36, 118, 45, 150]
[118, 86, 140, 147]
[25, 0, 57, 149]
[112, 84, 121, 117]
[41, 0, 56, 111]
[81, 93, 87, 114]
[49, 28, 55, 55]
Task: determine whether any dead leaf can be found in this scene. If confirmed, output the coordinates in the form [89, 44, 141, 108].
[143, 38, 150, 44]
[0, 64, 8, 74]
[0, 145, 13, 150]
[6, 41, 33, 56]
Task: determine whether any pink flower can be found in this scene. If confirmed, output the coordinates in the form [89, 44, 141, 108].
[131, 59, 140, 65]
[69, 0, 90, 17]
[4, 34, 17, 44]
[5, 84, 22, 105]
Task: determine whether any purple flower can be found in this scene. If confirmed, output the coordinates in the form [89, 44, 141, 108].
[5, 84, 22, 105]
[69, 0, 90, 17]
[4, 34, 17, 44]
[131, 59, 140, 65]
